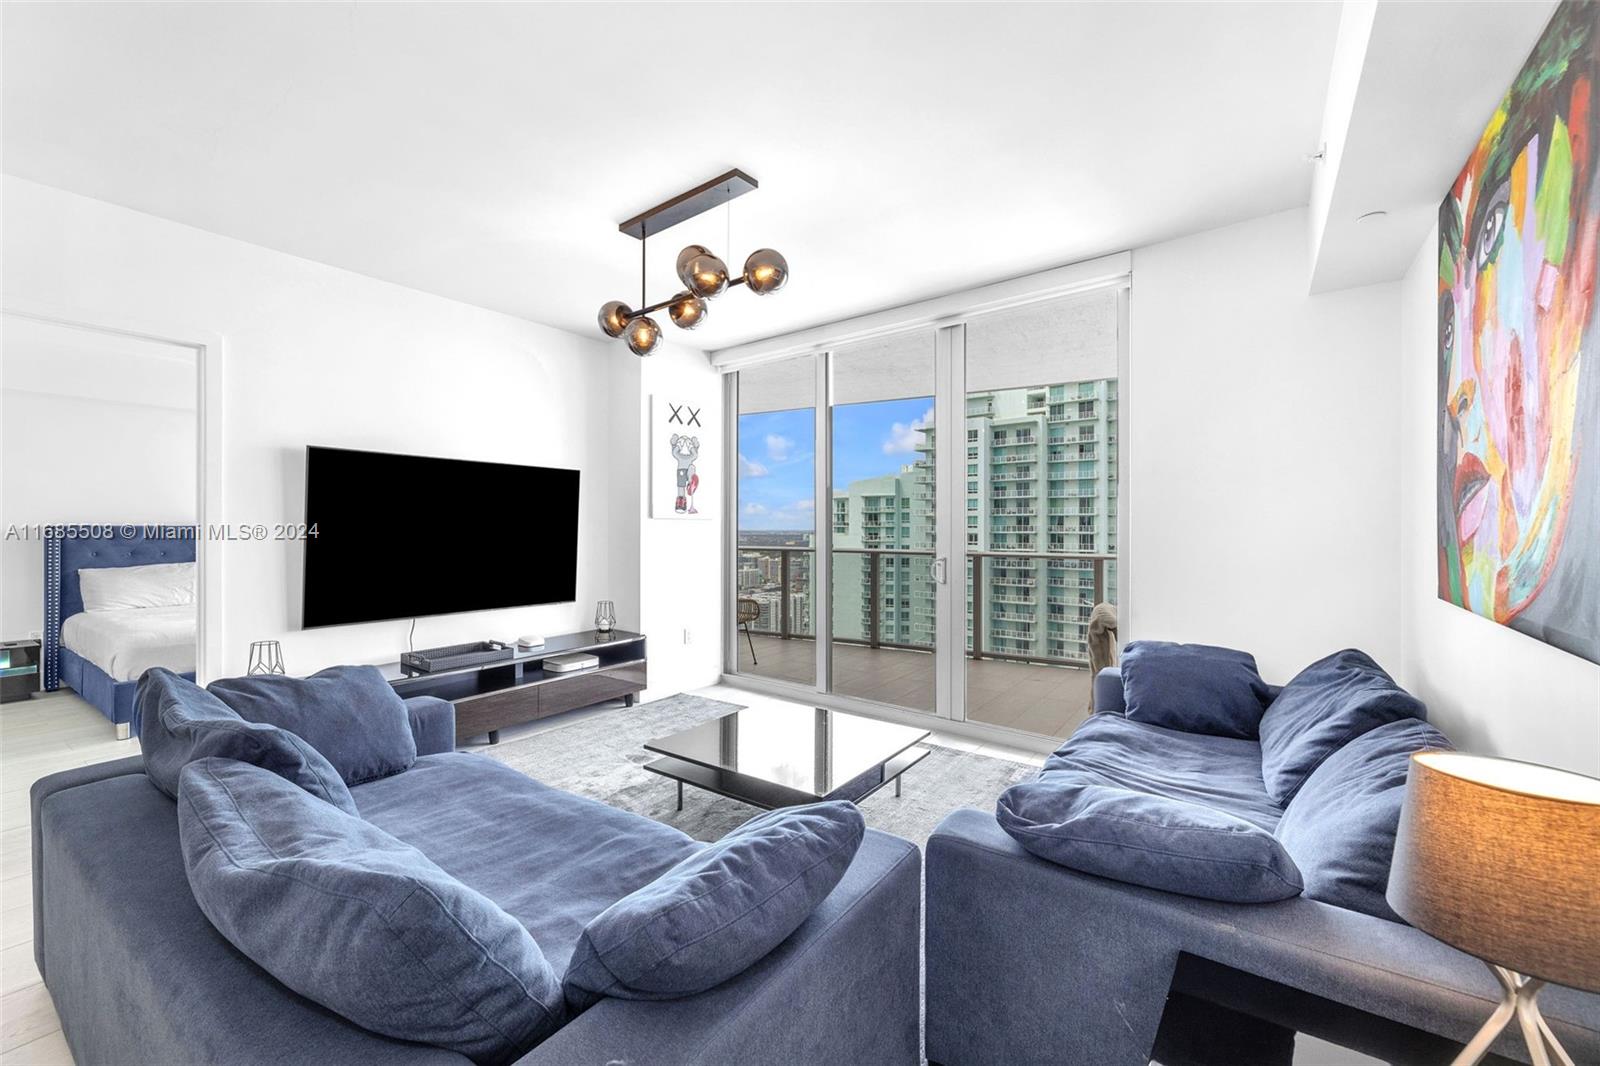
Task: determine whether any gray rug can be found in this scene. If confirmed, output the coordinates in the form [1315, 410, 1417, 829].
[484, 693, 1036, 845]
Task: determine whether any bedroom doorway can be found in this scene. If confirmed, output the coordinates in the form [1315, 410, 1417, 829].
[0, 309, 223, 737]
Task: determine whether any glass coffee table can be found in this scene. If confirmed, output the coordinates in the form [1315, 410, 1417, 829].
[643, 705, 932, 810]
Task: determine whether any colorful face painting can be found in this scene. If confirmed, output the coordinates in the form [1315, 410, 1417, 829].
[1438, 0, 1600, 664]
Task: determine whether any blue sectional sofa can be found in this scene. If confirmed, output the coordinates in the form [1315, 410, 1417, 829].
[32, 694, 922, 1065]
[926, 661, 1600, 1065]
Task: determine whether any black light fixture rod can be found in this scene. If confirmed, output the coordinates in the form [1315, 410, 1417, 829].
[623, 275, 750, 323]
[628, 297, 678, 320]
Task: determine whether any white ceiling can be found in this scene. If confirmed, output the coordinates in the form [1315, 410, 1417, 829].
[3, 2, 1343, 348]
[1309, 0, 1558, 292]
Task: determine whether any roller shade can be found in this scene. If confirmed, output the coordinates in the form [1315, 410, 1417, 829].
[831, 330, 935, 406]
[737, 355, 817, 414]
[711, 251, 1129, 371]
[965, 287, 1119, 392]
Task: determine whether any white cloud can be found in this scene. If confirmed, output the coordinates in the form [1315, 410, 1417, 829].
[792, 499, 815, 511]
[742, 502, 769, 516]
[883, 407, 936, 454]
[739, 452, 769, 478]
[765, 434, 794, 462]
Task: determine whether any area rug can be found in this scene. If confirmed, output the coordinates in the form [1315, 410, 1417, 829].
[484, 693, 1037, 845]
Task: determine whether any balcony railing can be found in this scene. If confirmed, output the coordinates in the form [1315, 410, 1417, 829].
[737, 544, 1114, 669]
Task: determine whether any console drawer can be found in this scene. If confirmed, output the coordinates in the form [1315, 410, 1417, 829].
[450, 660, 647, 744]
[540, 661, 647, 717]
[454, 685, 540, 742]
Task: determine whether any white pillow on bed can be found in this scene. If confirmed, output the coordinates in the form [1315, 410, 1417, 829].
[79, 562, 196, 611]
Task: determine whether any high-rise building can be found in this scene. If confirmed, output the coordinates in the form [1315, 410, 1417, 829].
[828, 377, 1118, 664]
[830, 470, 933, 647]
[966, 380, 1117, 663]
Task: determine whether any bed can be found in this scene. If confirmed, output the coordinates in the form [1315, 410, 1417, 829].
[44, 526, 197, 739]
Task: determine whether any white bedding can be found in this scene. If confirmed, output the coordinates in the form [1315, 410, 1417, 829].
[61, 605, 197, 682]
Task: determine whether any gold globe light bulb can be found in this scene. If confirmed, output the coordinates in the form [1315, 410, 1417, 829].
[625, 315, 662, 357]
[668, 291, 708, 330]
[598, 300, 632, 338]
[676, 244, 729, 298]
[742, 249, 789, 295]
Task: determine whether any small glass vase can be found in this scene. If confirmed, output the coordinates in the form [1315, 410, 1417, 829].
[595, 600, 617, 633]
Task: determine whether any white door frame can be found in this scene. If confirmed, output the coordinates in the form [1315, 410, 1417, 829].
[2, 304, 226, 683]
[719, 253, 1132, 753]
[934, 322, 966, 727]
[813, 351, 833, 695]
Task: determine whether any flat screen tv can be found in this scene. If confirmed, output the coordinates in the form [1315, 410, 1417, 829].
[302, 446, 579, 628]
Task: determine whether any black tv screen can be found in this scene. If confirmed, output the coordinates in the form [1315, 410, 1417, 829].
[302, 446, 579, 628]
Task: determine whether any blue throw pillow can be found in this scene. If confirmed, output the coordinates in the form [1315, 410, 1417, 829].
[1258, 650, 1426, 805]
[179, 757, 563, 1065]
[138, 667, 355, 813]
[996, 775, 1303, 903]
[1120, 640, 1273, 739]
[209, 665, 416, 785]
[1276, 718, 1453, 921]
[563, 801, 865, 1010]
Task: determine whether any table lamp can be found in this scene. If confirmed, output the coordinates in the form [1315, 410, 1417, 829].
[1387, 752, 1599, 1066]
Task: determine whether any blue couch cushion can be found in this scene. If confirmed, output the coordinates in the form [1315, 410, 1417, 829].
[353, 753, 703, 975]
[562, 801, 865, 1010]
[1119, 640, 1273, 739]
[138, 667, 355, 814]
[1046, 714, 1283, 830]
[178, 757, 563, 1065]
[209, 665, 416, 786]
[1258, 650, 1427, 805]
[1276, 718, 1453, 921]
[997, 773, 1303, 903]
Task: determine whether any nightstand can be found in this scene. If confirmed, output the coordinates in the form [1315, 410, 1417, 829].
[1, 639, 42, 703]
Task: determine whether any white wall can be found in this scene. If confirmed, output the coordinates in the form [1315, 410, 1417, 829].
[1397, 226, 1600, 775]
[2, 177, 689, 679]
[608, 340, 725, 699]
[1129, 207, 1402, 683]
[1, 320, 198, 634]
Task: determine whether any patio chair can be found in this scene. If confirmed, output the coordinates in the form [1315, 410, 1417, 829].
[737, 597, 761, 663]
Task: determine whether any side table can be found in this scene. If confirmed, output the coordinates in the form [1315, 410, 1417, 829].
[1, 640, 42, 703]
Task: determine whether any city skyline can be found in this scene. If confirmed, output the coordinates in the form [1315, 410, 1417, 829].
[737, 378, 1118, 670]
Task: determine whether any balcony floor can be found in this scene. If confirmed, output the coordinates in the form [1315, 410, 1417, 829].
[735, 632, 1092, 740]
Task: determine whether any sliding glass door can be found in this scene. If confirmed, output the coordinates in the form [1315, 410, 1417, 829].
[827, 332, 938, 713]
[735, 358, 818, 687]
[958, 290, 1121, 740]
[727, 279, 1124, 742]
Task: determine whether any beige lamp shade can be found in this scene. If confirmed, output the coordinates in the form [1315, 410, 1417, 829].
[1386, 752, 1600, 992]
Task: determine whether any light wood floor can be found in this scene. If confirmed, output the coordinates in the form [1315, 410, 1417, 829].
[736, 633, 1093, 739]
[1, 690, 136, 1065]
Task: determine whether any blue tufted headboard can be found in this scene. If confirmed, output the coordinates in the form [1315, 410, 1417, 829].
[43, 526, 197, 691]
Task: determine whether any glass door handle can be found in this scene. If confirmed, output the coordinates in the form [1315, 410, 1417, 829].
[932, 558, 948, 584]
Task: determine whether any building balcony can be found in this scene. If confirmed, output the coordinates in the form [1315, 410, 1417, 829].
[735, 633, 1093, 740]
[735, 544, 1112, 739]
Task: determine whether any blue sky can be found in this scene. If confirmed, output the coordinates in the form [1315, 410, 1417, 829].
[738, 397, 933, 531]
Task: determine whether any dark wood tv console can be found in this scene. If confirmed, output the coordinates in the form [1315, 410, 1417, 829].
[379, 630, 646, 746]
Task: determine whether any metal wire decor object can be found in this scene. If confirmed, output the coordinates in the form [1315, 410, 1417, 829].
[246, 640, 287, 676]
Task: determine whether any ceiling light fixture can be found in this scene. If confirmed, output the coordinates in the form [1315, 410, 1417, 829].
[598, 169, 788, 357]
